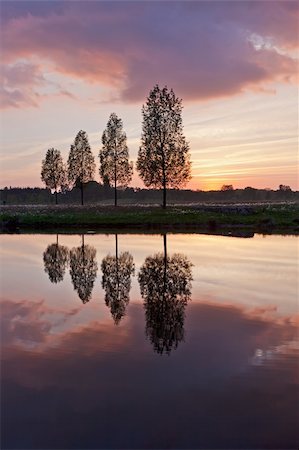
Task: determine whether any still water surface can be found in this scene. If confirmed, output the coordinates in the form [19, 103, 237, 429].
[1, 233, 298, 449]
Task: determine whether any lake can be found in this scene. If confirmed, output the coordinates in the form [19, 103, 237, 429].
[1, 233, 298, 449]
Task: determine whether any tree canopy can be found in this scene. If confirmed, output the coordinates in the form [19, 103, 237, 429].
[41, 148, 66, 204]
[68, 130, 95, 205]
[99, 113, 133, 206]
[137, 85, 191, 208]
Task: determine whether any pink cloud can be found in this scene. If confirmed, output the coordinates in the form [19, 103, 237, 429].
[0, 60, 76, 108]
[0, 2, 298, 108]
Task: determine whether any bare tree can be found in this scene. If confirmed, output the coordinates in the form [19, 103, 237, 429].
[137, 85, 191, 208]
[99, 113, 133, 206]
[41, 148, 66, 204]
[68, 130, 95, 205]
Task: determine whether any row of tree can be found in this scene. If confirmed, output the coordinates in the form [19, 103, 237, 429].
[41, 85, 191, 208]
[43, 234, 193, 355]
[2, 184, 296, 206]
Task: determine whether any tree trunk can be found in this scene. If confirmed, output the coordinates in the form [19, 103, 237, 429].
[55, 190, 58, 205]
[162, 182, 167, 209]
[114, 178, 117, 207]
[81, 182, 84, 206]
[114, 153, 117, 207]
[161, 144, 167, 209]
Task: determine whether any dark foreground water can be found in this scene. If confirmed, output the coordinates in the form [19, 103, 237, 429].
[1, 233, 298, 449]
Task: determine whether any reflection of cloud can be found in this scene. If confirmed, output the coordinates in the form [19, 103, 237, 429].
[1, 2, 298, 108]
[1, 299, 50, 346]
[0, 299, 80, 348]
[1, 300, 298, 449]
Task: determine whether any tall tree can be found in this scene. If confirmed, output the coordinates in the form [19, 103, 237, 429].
[99, 113, 133, 206]
[68, 130, 95, 205]
[41, 148, 66, 204]
[137, 85, 191, 208]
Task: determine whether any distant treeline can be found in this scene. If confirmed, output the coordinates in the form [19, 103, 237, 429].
[1, 183, 298, 205]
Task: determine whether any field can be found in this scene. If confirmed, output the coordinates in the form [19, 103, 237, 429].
[1, 203, 298, 234]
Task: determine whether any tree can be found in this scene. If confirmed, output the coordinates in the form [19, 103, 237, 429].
[137, 85, 191, 208]
[99, 113, 133, 206]
[68, 130, 95, 205]
[69, 235, 98, 303]
[138, 235, 193, 355]
[43, 235, 69, 283]
[279, 184, 291, 191]
[41, 148, 66, 204]
[221, 184, 234, 191]
[101, 235, 135, 324]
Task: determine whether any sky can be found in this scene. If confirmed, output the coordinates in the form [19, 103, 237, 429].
[0, 0, 298, 190]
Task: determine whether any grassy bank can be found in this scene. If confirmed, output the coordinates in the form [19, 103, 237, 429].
[1, 203, 298, 234]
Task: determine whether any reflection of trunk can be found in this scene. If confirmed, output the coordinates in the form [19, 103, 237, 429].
[82, 234, 85, 263]
[115, 234, 119, 292]
[163, 233, 167, 299]
[55, 233, 59, 260]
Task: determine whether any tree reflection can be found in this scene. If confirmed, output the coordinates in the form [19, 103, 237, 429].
[101, 235, 135, 324]
[69, 235, 98, 303]
[138, 234, 192, 355]
[43, 235, 69, 283]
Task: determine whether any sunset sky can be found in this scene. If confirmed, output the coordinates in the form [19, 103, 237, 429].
[1, 0, 298, 190]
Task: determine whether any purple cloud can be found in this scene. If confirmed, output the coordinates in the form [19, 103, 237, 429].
[0, 1, 298, 108]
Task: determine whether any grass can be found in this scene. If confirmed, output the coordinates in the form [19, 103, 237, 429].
[1, 203, 299, 234]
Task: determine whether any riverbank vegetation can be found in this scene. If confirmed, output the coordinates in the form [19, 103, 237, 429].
[1, 203, 298, 234]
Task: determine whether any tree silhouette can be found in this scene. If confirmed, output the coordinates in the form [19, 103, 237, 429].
[221, 184, 234, 191]
[41, 148, 67, 204]
[137, 85, 191, 208]
[101, 235, 135, 324]
[67, 130, 95, 205]
[69, 235, 98, 303]
[43, 235, 69, 283]
[99, 113, 133, 206]
[138, 235, 193, 355]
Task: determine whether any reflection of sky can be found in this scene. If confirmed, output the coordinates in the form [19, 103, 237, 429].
[0, 233, 297, 321]
[1, 301, 298, 449]
[1, 233, 298, 448]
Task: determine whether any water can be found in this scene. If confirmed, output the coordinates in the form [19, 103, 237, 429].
[1, 233, 298, 449]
